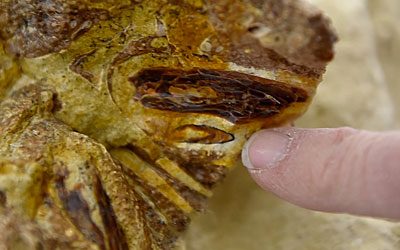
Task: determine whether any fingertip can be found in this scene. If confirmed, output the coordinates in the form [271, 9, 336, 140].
[242, 128, 294, 170]
[242, 127, 400, 220]
[242, 127, 302, 204]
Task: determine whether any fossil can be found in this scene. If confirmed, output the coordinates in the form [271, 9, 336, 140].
[0, 0, 336, 249]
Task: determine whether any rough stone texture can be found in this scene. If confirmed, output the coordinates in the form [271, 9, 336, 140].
[184, 0, 400, 249]
[0, 1, 337, 249]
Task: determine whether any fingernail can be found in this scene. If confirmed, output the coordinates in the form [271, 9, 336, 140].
[242, 129, 293, 170]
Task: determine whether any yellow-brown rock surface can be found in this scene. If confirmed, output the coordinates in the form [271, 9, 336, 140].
[184, 0, 400, 249]
[0, 0, 338, 249]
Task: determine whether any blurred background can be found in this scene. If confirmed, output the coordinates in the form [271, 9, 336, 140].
[184, 0, 400, 249]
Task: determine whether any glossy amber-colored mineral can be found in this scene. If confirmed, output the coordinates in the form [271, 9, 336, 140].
[0, 0, 336, 249]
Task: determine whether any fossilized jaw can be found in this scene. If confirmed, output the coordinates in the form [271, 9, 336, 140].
[0, 0, 336, 249]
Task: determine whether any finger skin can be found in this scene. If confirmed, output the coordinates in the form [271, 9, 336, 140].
[242, 127, 400, 220]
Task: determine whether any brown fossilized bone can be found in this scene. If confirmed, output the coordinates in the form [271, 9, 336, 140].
[0, 0, 336, 249]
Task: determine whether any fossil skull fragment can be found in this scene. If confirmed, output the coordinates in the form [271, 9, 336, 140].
[0, 0, 336, 249]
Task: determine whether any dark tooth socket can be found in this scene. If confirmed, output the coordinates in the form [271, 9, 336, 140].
[130, 68, 309, 123]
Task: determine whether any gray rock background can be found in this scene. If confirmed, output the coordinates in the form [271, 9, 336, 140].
[184, 0, 400, 249]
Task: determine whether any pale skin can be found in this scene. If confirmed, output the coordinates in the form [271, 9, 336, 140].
[242, 127, 400, 220]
